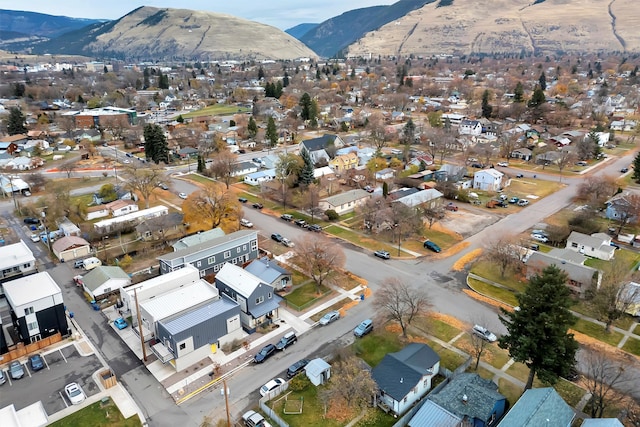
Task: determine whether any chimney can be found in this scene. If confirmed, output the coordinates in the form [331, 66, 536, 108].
[462, 394, 468, 404]
[400, 378, 403, 383]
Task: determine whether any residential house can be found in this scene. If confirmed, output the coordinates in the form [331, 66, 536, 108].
[79, 266, 131, 300]
[478, 118, 502, 135]
[318, 189, 371, 215]
[329, 152, 358, 173]
[390, 188, 444, 209]
[313, 166, 335, 180]
[410, 154, 434, 169]
[232, 161, 260, 177]
[441, 113, 465, 126]
[372, 343, 440, 416]
[176, 147, 199, 160]
[305, 358, 331, 386]
[535, 150, 565, 165]
[299, 134, 344, 165]
[0, 240, 37, 284]
[459, 119, 482, 136]
[375, 168, 395, 181]
[510, 147, 533, 161]
[215, 263, 281, 333]
[157, 230, 259, 277]
[566, 231, 615, 261]
[0, 175, 30, 197]
[94, 205, 169, 233]
[106, 199, 139, 217]
[245, 257, 292, 291]
[172, 228, 225, 251]
[438, 164, 467, 182]
[424, 373, 507, 427]
[243, 169, 276, 186]
[135, 212, 184, 241]
[619, 282, 640, 316]
[497, 388, 574, 427]
[473, 169, 504, 192]
[57, 217, 81, 237]
[605, 192, 638, 222]
[0, 402, 48, 426]
[52, 236, 92, 262]
[3, 272, 69, 345]
[92, 185, 136, 205]
[84, 205, 110, 220]
[407, 400, 462, 427]
[525, 250, 602, 297]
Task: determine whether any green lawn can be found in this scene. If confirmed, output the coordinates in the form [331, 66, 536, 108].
[181, 104, 250, 118]
[498, 378, 523, 407]
[275, 383, 342, 427]
[411, 316, 462, 342]
[506, 362, 542, 387]
[325, 225, 412, 256]
[353, 329, 403, 368]
[635, 324, 640, 336]
[466, 365, 495, 380]
[584, 248, 640, 271]
[426, 341, 467, 371]
[571, 300, 636, 330]
[453, 334, 511, 369]
[181, 173, 215, 186]
[572, 318, 624, 346]
[467, 278, 519, 307]
[49, 401, 142, 427]
[284, 282, 331, 310]
[470, 260, 528, 293]
[309, 298, 352, 322]
[622, 337, 640, 356]
[553, 378, 587, 408]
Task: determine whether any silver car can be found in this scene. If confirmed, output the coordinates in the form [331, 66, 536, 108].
[319, 310, 340, 325]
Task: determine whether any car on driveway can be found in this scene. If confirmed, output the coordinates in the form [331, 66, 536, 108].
[307, 224, 322, 232]
[30, 233, 40, 242]
[508, 197, 519, 204]
[178, 192, 188, 199]
[423, 240, 441, 253]
[472, 325, 497, 342]
[9, 361, 24, 380]
[287, 359, 310, 378]
[65, 382, 86, 405]
[260, 378, 285, 397]
[23, 217, 40, 225]
[374, 250, 390, 259]
[254, 344, 276, 363]
[252, 203, 263, 209]
[114, 317, 128, 330]
[280, 214, 293, 221]
[354, 319, 373, 337]
[240, 218, 253, 228]
[29, 354, 45, 371]
[319, 310, 340, 326]
[271, 233, 283, 243]
[517, 199, 530, 206]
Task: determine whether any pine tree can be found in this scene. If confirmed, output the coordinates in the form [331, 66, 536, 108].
[481, 90, 493, 118]
[266, 116, 278, 147]
[258, 66, 265, 80]
[513, 82, 524, 103]
[528, 86, 546, 108]
[539, 71, 547, 91]
[632, 152, 640, 183]
[143, 123, 170, 164]
[247, 116, 258, 140]
[499, 264, 578, 390]
[299, 148, 315, 185]
[6, 107, 27, 135]
[299, 93, 312, 120]
[197, 155, 205, 173]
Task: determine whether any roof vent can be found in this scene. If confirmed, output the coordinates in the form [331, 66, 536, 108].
[462, 394, 468, 404]
[400, 378, 403, 383]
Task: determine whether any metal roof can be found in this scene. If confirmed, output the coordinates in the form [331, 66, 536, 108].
[249, 295, 282, 318]
[172, 228, 225, 251]
[321, 189, 370, 208]
[245, 257, 290, 284]
[159, 295, 239, 335]
[216, 263, 269, 298]
[497, 388, 574, 427]
[81, 266, 131, 292]
[408, 400, 461, 427]
[158, 229, 257, 262]
[139, 280, 219, 321]
[3, 272, 61, 307]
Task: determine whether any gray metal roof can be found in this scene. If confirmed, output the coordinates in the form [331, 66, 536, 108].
[321, 189, 370, 208]
[408, 400, 461, 427]
[248, 295, 282, 318]
[81, 266, 130, 292]
[159, 295, 239, 335]
[245, 257, 290, 284]
[429, 373, 505, 423]
[159, 229, 256, 262]
[497, 388, 574, 427]
[172, 228, 225, 251]
[581, 419, 624, 427]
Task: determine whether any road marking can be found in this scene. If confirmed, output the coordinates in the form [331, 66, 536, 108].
[25, 363, 32, 378]
[43, 355, 51, 370]
[59, 349, 68, 363]
[59, 391, 69, 408]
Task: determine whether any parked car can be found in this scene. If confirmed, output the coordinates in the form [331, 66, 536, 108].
[238, 197, 248, 203]
[354, 319, 373, 337]
[319, 310, 340, 326]
[0, 369, 5, 385]
[508, 197, 519, 204]
[294, 219, 307, 228]
[531, 233, 549, 243]
[240, 218, 253, 228]
[271, 233, 283, 243]
[29, 354, 45, 371]
[30, 233, 40, 242]
[496, 162, 509, 167]
[576, 161, 588, 166]
[9, 361, 24, 380]
[445, 203, 458, 212]
[65, 382, 86, 405]
[424, 240, 441, 253]
[73, 259, 85, 269]
[472, 325, 497, 342]
[275, 332, 297, 350]
[364, 185, 375, 193]
[280, 214, 293, 221]
[621, 168, 629, 173]
[252, 203, 264, 209]
[254, 344, 277, 363]
[287, 358, 310, 378]
[23, 190, 31, 197]
[23, 217, 40, 225]
[82, 257, 102, 271]
[517, 199, 530, 206]
[114, 317, 128, 330]
[178, 192, 188, 199]
[307, 224, 322, 232]
[158, 183, 169, 190]
[497, 201, 508, 208]
[242, 410, 266, 427]
[374, 250, 390, 259]
[515, 174, 524, 178]
[260, 378, 285, 397]
[281, 238, 295, 247]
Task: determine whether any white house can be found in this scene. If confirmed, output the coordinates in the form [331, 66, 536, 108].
[79, 266, 131, 300]
[375, 168, 395, 181]
[566, 231, 615, 261]
[243, 169, 276, 186]
[94, 205, 168, 233]
[459, 119, 482, 136]
[473, 169, 504, 192]
[106, 199, 139, 217]
[319, 189, 370, 215]
[0, 240, 37, 286]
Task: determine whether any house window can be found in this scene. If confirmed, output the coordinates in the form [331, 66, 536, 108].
[200, 270, 206, 278]
[423, 379, 428, 387]
[251, 240, 258, 251]
[27, 321, 38, 331]
[197, 261, 201, 267]
[571, 242, 578, 248]
[403, 397, 408, 403]
[214, 265, 221, 273]
[232, 258, 237, 265]
[208, 256, 215, 264]
[25, 306, 34, 315]
[103, 287, 111, 293]
[179, 343, 186, 350]
[243, 245, 247, 251]
[237, 247, 241, 254]
[256, 296, 264, 304]
[23, 263, 32, 269]
[224, 250, 231, 259]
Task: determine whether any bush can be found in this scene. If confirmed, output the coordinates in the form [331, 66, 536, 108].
[288, 374, 311, 391]
[325, 209, 339, 221]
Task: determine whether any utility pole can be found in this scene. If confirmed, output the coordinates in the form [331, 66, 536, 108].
[41, 208, 51, 254]
[223, 378, 231, 427]
[134, 287, 147, 362]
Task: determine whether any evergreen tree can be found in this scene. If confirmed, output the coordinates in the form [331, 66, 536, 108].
[283, 72, 290, 87]
[499, 264, 578, 390]
[299, 148, 315, 185]
[275, 81, 283, 98]
[513, 82, 524, 103]
[382, 181, 389, 198]
[247, 116, 258, 140]
[143, 123, 170, 164]
[5, 107, 27, 135]
[632, 152, 640, 183]
[258, 66, 265, 80]
[539, 71, 547, 91]
[143, 68, 150, 89]
[266, 116, 278, 147]
[528, 86, 546, 108]
[481, 90, 493, 118]
[197, 155, 205, 173]
[299, 93, 312, 120]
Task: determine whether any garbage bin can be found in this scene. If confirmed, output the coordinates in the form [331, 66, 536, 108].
[69, 311, 74, 318]
[360, 294, 365, 301]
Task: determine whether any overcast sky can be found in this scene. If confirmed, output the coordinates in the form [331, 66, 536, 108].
[3, 1, 397, 30]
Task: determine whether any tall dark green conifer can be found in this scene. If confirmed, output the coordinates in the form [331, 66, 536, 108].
[266, 116, 278, 147]
[5, 107, 26, 135]
[143, 123, 170, 164]
[299, 148, 315, 185]
[632, 152, 640, 183]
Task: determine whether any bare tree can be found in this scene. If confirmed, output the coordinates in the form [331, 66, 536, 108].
[182, 182, 240, 230]
[295, 235, 345, 293]
[386, 202, 423, 255]
[589, 258, 638, 332]
[576, 175, 618, 208]
[24, 172, 46, 192]
[423, 206, 445, 229]
[122, 164, 165, 208]
[374, 277, 431, 337]
[484, 235, 522, 278]
[59, 161, 77, 178]
[582, 347, 633, 418]
[469, 324, 491, 370]
[367, 111, 387, 154]
[208, 149, 238, 189]
[101, 115, 130, 141]
[556, 150, 577, 181]
[613, 194, 640, 234]
[358, 196, 387, 233]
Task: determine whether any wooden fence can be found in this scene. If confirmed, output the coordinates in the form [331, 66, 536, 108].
[1, 333, 62, 364]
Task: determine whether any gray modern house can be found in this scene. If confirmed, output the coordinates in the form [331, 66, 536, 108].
[244, 257, 292, 291]
[157, 230, 259, 277]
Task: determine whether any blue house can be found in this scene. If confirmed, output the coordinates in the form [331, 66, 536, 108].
[426, 373, 507, 427]
[497, 388, 574, 427]
[605, 192, 637, 223]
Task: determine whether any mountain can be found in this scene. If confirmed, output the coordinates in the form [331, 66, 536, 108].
[299, 0, 434, 58]
[33, 6, 317, 60]
[285, 23, 319, 40]
[0, 9, 103, 38]
[346, 0, 640, 56]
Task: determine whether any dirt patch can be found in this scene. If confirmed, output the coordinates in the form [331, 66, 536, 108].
[440, 209, 500, 238]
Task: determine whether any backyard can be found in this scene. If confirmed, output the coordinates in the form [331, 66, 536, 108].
[49, 400, 142, 427]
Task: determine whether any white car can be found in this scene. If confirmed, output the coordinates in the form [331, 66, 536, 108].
[531, 233, 549, 243]
[260, 378, 285, 397]
[281, 238, 295, 247]
[517, 199, 530, 206]
[472, 325, 497, 343]
[240, 218, 253, 228]
[496, 162, 509, 167]
[178, 192, 188, 199]
[30, 234, 40, 243]
[65, 382, 86, 405]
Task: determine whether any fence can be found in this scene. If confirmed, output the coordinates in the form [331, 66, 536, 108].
[1, 332, 62, 364]
[259, 382, 290, 427]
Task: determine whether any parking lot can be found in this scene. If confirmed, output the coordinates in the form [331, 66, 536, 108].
[0, 343, 102, 414]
